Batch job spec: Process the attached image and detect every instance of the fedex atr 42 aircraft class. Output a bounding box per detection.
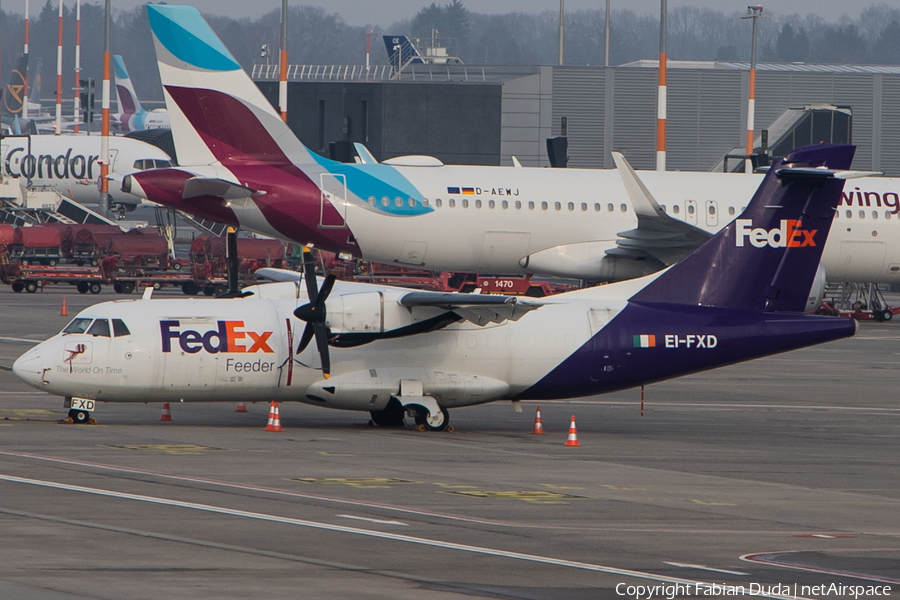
[1,135,173,212]
[14,143,858,429]
[125,5,899,288]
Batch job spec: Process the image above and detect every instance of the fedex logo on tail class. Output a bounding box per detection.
[735,219,817,248]
[161,320,274,354]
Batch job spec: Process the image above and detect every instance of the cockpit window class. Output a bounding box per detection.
[133,159,146,170]
[87,319,111,338]
[63,318,92,334]
[112,319,131,337]
[155,159,172,168]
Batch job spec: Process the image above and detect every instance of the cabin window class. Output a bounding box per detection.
[475,200,482,208]
[708,205,716,215]
[541,201,549,210]
[528,201,535,210]
[395,197,403,207]
[846,210,852,218]
[607,203,614,212]
[594,203,601,212]
[687,204,695,215]
[368,196,375,206]
[421,198,429,207]
[660,205,667,213]
[873,211,878,219]
[381,197,389,207]
[462,199,469,208]
[859,210,865,219]
[728,206,735,216]
[673,205,680,214]
[501,200,508,209]
[88,319,111,338]
[408,198,416,207]
[552,202,559,211]
[449,199,456,208]
[63,318,92,334]
[435,199,442,208]
[621,204,627,212]
[112,319,131,337]
[515,201,521,209]
[886,211,892,220]
[580,202,587,211]
[490,200,497,209]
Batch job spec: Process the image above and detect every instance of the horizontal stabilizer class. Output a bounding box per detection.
[182,177,263,200]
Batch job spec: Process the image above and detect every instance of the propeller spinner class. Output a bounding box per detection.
[293,248,336,379]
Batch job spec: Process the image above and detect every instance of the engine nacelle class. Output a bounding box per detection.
[521,241,663,281]
[324,289,447,334]
[304,368,509,411]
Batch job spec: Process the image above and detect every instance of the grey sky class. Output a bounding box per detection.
[1,1,883,25]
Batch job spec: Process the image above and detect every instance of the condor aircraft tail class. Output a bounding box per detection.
[1,54,29,119]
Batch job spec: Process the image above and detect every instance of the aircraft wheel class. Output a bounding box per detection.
[11,282,24,293]
[414,405,450,432]
[24,281,38,293]
[77,282,90,294]
[369,399,405,427]
[89,283,102,294]
[68,409,91,424]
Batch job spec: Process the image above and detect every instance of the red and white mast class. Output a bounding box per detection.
[73,0,81,133]
[279,0,288,122]
[656,0,667,171]
[55,0,63,135]
[22,0,30,115]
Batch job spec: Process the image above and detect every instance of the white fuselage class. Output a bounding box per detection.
[341,165,900,283]
[1,135,173,207]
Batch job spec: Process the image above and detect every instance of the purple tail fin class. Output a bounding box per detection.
[631,144,855,313]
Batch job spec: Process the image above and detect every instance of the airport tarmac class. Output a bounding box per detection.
[1,286,898,600]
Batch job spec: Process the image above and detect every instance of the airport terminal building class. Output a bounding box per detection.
[254,61,900,175]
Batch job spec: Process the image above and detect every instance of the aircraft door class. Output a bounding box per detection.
[106,149,119,172]
[685,200,698,225]
[705,201,718,228]
[319,173,347,228]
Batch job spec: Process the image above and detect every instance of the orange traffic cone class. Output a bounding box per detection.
[265,401,282,432]
[60,296,68,317]
[159,402,173,422]
[235,403,247,413]
[531,405,545,434]
[564,415,580,447]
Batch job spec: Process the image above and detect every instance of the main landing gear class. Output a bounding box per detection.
[369,398,452,432]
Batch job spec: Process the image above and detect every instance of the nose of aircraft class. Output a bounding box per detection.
[13,346,44,387]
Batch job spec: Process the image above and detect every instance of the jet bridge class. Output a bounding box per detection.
[716,104,852,173]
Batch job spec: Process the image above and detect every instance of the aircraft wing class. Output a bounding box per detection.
[183,177,263,200]
[399,291,544,326]
[255,269,546,326]
[610,152,711,266]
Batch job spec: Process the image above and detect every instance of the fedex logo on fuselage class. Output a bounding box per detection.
[160,320,274,354]
[735,219,817,248]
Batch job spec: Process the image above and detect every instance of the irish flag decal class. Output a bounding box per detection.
[633,335,656,348]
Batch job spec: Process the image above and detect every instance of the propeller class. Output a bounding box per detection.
[293,247,336,379]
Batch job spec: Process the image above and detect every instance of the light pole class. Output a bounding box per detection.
[558,0,564,65]
[742,5,763,174]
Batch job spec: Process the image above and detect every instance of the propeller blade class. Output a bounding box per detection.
[314,323,331,378]
[316,274,336,311]
[302,248,318,304]
[296,323,314,354]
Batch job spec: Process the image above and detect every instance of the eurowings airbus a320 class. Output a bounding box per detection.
[124,4,898,285]
[14,144,858,429]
